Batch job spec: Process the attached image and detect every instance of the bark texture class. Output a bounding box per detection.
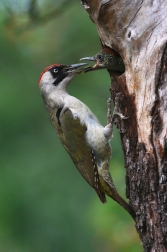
[81,1,167,251]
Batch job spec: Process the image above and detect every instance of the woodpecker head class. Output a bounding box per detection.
[38,62,88,109]
[80,48,125,75]
[38,63,87,90]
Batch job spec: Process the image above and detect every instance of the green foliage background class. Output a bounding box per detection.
[0,1,141,251]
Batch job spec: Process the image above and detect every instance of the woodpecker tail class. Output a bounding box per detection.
[99,176,136,220]
[108,189,136,220]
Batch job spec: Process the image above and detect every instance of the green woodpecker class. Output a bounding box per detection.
[80,48,125,75]
[38,63,135,219]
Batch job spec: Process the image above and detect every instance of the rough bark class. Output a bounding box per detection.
[81,1,167,251]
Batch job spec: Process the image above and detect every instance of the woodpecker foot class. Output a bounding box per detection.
[107,97,112,124]
[111,93,128,124]
[106,94,128,138]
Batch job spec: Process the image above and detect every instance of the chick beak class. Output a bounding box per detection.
[80,56,95,62]
[80,56,102,72]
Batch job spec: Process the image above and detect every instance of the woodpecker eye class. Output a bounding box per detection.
[53,68,58,73]
[97,54,103,62]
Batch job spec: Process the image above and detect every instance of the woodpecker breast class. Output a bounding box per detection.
[47,102,111,203]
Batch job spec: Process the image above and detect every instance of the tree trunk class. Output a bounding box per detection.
[81,1,167,251]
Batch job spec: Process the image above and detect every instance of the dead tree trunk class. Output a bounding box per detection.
[81,1,167,251]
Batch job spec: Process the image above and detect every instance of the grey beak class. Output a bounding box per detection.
[68,63,88,69]
[65,63,88,74]
[80,57,95,62]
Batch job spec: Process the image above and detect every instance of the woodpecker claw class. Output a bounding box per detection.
[113,112,129,120]
[111,93,129,122]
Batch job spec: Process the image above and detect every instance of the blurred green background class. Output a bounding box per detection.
[0,1,141,251]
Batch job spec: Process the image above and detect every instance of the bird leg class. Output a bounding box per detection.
[112,93,128,122]
[107,97,112,124]
[104,94,128,139]
[107,93,128,128]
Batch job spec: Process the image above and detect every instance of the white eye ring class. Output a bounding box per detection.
[53,68,58,73]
